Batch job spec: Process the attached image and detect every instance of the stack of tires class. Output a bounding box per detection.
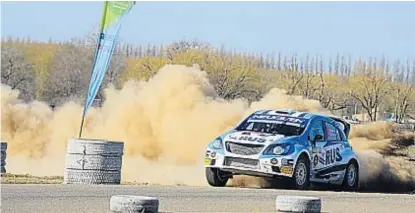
[64,139,124,184]
[1,142,7,174]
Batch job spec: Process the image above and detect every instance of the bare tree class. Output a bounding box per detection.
[318,74,349,111]
[165,39,210,60]
[390,61,415,123]
[202,52,260,101]
[334,53,340,75]
[269,52,275,69]
[350,65,389,121]
[277,52,282,71]
[43,43,94,106]
[347,54,352,77]
[391,82,414,123]
[1,46,36,101]
[328,57,333,74]
[298,55,318,99]
[283,54,304,95]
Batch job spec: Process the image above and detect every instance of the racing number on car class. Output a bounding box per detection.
[313,154,319,167]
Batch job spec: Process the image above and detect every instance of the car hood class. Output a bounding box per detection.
[223,130,288,146]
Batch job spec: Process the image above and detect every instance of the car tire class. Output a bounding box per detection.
[292,156,310,190]
[342,161,359,191]
[205,168,229,187]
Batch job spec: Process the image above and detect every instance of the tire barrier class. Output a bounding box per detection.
[107,194,321,213]
[64,138,124,184]
[110,195,159,213]
[1,141,7,174]
[275,195,321,213]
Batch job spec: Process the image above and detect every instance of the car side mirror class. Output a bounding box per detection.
[314,134,323,141]
[311,134,323,146]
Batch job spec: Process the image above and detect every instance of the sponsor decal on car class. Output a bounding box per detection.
[324,147,343,165]
[235,136,267,143]
[248,114,307,124]
[313,146,343,167]
[281,166,293,174]
[204,157,211,165]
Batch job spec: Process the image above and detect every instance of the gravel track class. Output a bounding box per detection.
[1,184,414,213]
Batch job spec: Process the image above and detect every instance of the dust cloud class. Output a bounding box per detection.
[348,122,415,192]
[1,64,414,192]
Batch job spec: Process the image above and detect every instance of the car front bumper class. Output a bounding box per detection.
[204,149,296,178]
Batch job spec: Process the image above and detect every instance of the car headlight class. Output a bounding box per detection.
[272,146,285,155]
[212,138,223,149]
[263,144,293,155]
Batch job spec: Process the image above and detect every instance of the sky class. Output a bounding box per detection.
[1,1,415,62]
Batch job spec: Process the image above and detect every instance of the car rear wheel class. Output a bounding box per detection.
[342,161,359,191]
[292,156,310,190]
[205,168,229,187]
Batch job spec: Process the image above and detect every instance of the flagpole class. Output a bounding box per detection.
[78,1,109,139]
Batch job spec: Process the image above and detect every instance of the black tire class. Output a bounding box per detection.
[342,160,359,191]
[205,168,229,187]
[292,156,310,190]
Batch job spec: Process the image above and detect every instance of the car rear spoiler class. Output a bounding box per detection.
[329,116,351,138]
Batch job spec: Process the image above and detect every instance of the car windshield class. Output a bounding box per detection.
[235,121,305,136]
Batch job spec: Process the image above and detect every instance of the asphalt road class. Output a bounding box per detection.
[1,184,414,213]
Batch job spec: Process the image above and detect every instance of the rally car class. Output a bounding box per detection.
[204,109,360,191]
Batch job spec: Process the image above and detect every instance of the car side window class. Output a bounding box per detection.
[309,120,325,142]
[325,122,341,142]
[335,122,346,141]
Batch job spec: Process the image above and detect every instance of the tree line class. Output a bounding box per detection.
[1,35,415,123]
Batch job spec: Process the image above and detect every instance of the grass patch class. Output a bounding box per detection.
[0,174,186,186]
[1,173,63,184]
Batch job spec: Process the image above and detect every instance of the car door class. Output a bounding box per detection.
[315,121,344,180]
[308,120,327,175]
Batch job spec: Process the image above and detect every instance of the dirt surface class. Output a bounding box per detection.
[1,184,414,213]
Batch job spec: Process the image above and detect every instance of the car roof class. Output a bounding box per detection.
[250,109,351,137]
[252,109,324,120]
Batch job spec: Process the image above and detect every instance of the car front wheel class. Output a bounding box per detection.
[205,168,229,187]
[292,156,310,190]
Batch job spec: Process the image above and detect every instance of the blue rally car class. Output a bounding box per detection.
[204,109,360,191]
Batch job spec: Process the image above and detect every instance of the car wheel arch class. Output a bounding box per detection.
[293,150,311,168]
[348,158,359,166]
[291,151,312,190]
